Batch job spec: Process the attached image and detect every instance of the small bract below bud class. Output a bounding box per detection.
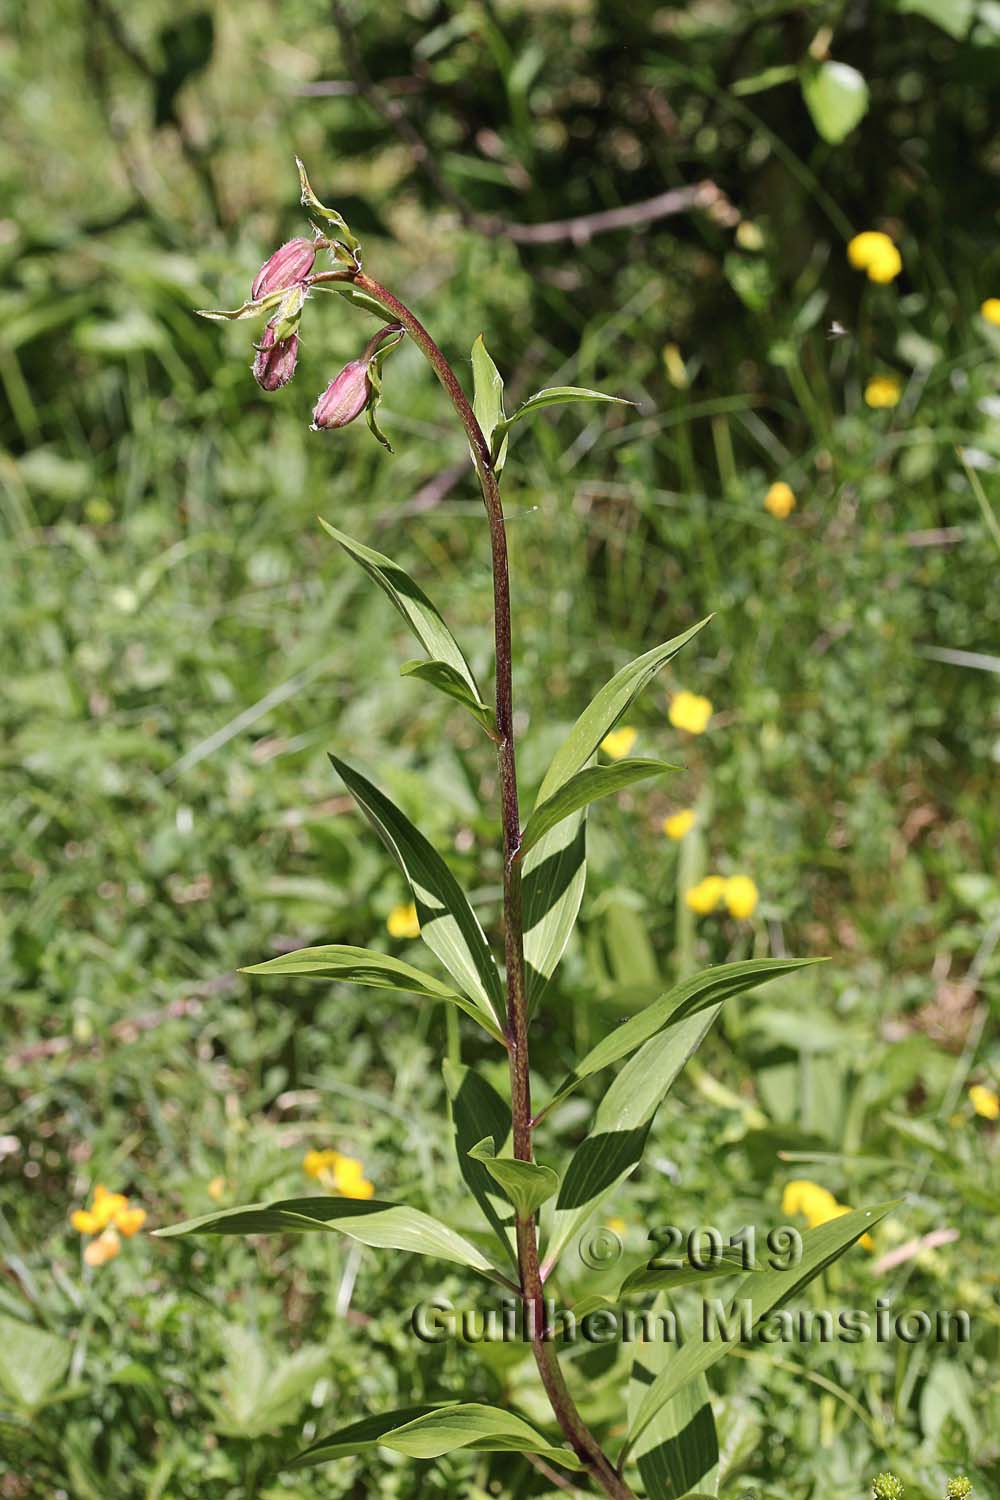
[252,321,299,392]
[251,237,317,301]
[311,360,372,431]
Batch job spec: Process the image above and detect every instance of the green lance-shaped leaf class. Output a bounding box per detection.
[519,758,677,859]
[471,334,509,473]
[541,1008,721,1276]
[242,945,506,1045]
[290,1402,586,1471]
[319,521,494,735]
[399,660,498,739]
[308,279,400,322]
[537,618,711,804]
[360,324,406,453]
[492,385,633,460]
[622,1201,899,1461]
[196,288,287,322]
[443,1061,517,1267]
[524,609,709,1009]
[468,1138,559,1220]
[154,1196,502,1277]
[295,156,360,253]
[523,809,587,1011]
[271,283,306,343]
[801,61,870,145]
[331,756,505,1026]
[619,1247,756,1297]
[626,1299,719,1500]
[536,957,824,1122]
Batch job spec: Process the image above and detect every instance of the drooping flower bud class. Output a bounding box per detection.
[251,237,317,301]
[252,320,299,391]
[311,360,372,430]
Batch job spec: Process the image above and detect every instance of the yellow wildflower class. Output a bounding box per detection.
[600,725,638,760]
[115,1206,147,1237]
[71,1208,103,1234]
[606,1217,627,1235]
[847,231,902,284]
[781,1179,873,1251]
[724,875,759,919]
[387,902,420,940]
[334,1156,376,1200]
[969,1084,1000,1120]
[864,374,902,409]
[662,808,696,841]
[782,1179,838,1220]
[84,1229,121,1267]
[764,481,796,519]
[304,1148,375,1199]
[669,691,712,735]
[207,1175,226,1201]
[979,298,1000,326]
[304,1148,342,1179]
[71,1184,146,1258]
[684,875,727,915]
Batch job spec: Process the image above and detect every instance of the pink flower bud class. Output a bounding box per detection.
[252,321,299,391]
[311,360,372,430]
[251,237,316,301]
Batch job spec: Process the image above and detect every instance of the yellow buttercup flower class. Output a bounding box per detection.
[669,691,712,735]
[724,874,759,919]
[979,298,1000,326]
[606,1216,627,1235]
[71,1183,146,1258]
[600,726,638,760]
[662,808,696,841]
[684,875,727,915]
[969,1084,1000,1120]
[387,901,420,940]
[304,1148,375,1199]
[764,481,796,519]
[782,1179,873,1251]
[847,231,902,284]
[864,374,902,409]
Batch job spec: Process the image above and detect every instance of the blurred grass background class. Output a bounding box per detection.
[2,0,1000,1496]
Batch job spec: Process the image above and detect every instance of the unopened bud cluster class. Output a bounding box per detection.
[249,239,317,392]
[206,163,406,447]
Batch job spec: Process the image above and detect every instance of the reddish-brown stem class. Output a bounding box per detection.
[352,272,634,1500]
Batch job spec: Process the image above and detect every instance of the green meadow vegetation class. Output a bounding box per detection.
[2,1,999,1497]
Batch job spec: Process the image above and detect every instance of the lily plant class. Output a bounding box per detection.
[157,161,893,1499]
